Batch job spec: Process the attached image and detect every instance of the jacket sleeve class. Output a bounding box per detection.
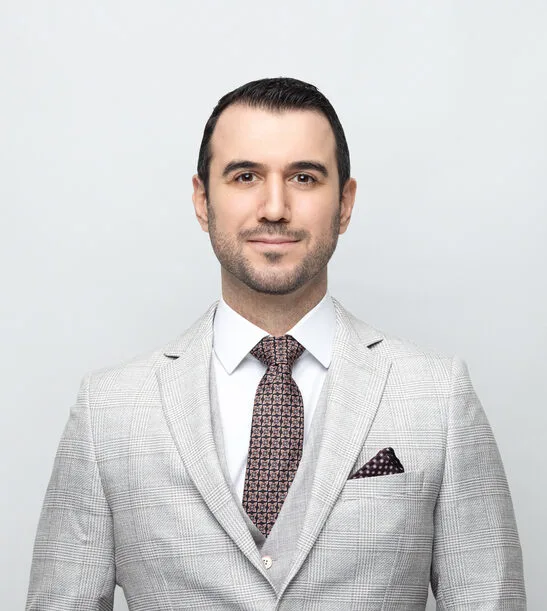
[430,357,526,609]
[26,374,116,610]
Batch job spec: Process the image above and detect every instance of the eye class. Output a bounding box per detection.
[291,173,316,185]
[235,172,256,183]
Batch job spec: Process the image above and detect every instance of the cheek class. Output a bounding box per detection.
[210,195,254,232]
[292,187,338,220]
[300,205,338,235]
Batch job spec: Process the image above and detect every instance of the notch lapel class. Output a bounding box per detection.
[156,303,269,580]
[279,300,392,597]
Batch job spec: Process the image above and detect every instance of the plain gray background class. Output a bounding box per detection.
[2,1,545,609]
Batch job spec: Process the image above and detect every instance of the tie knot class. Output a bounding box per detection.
[250,334,305,368]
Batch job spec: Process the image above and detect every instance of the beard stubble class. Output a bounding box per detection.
[206,201,341,295]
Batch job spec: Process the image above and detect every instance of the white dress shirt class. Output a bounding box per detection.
[212,293,336,502]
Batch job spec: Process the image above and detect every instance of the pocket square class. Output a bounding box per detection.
[348,447,405,479]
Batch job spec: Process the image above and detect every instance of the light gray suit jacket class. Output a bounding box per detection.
[26,300,526,610]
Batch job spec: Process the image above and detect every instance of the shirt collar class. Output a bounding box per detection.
[213,293,336,374]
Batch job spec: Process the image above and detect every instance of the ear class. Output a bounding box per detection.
[339,177,357,235]
[192,174,209,232]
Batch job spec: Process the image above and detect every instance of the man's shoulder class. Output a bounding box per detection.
[85,343,170,391]
[84,303,217,395]
[340,304,454,370]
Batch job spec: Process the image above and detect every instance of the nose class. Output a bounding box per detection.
[257,175,290,223]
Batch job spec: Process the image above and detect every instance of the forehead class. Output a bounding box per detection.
[209,104,337,169]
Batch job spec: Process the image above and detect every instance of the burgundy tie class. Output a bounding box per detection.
[242,334,305,537]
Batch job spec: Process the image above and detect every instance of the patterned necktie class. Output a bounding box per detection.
[242,334,305,537]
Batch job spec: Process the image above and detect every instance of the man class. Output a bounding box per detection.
[26,77,526,610]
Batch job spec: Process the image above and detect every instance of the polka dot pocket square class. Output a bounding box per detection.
[348,447,405,479]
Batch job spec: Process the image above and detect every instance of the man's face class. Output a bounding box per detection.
[193,104,355,295]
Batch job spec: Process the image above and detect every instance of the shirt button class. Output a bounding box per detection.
[262,555,273,569]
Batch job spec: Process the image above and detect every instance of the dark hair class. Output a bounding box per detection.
[196,77,350,198]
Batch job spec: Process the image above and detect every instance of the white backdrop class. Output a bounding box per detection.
[2,2,545,609]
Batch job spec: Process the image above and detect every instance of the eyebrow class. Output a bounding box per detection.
[221,160,329,178]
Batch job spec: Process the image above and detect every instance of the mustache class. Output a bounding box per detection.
[240,224,308,241]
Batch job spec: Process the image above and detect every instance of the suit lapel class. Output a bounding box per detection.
[156,303,269,580]
[279,299,392,597]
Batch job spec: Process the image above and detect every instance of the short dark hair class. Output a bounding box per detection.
[197,77,350,198]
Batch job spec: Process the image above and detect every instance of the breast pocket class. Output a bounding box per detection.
[324,470,427,538]
[338,469,425,501]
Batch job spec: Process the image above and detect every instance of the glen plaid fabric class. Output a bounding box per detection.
[348,446,405,479]
[242,335,305,537]
[25,300,526,610]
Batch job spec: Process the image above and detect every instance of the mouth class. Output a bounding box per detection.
[248,238,300,249]
[249,238,298,244]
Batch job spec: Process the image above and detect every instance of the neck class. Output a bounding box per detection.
[221,271,328,336]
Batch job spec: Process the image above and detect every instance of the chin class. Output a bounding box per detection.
[248,284,301,296]
[242,270,309,296]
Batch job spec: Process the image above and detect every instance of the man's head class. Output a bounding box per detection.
[197,78,351,201]
[192,77,356,297]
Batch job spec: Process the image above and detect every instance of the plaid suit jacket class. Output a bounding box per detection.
[26,300,526,610]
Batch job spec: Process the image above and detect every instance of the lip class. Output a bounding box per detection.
[248,239,299,250]
[248,238,299,245]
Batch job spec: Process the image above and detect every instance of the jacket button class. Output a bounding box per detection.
[262,555,273,569]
